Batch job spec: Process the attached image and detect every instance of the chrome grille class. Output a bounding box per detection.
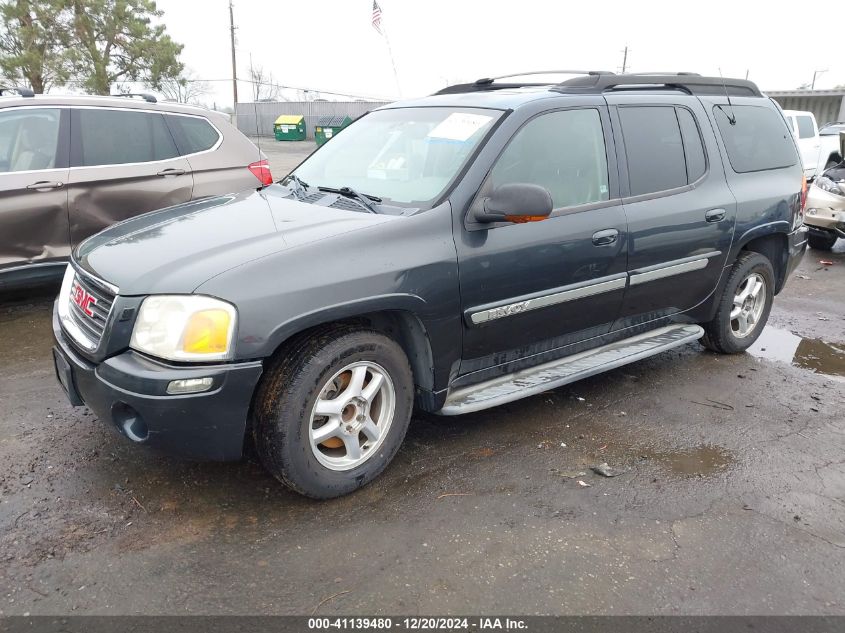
[66,271,116,348]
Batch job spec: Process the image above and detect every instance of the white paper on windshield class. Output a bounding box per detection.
[428,113,493,142]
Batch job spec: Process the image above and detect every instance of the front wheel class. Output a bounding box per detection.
[701,252,774,354]
[252,326,414,499]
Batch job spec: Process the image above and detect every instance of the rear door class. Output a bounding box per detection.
[67,107,193,246]
[606,96,737,329]
[0,106,70,273]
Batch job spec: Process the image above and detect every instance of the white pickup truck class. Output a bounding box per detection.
[782,111,844,179]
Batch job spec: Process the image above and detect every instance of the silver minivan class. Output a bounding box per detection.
[0,89,271,289]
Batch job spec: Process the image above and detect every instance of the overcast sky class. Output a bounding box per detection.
[155,0,843,107]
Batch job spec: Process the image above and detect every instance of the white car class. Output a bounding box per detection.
[782,110,843,179]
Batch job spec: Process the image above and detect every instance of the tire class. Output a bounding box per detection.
[808,231,838,251]
[825,159,840,171]
[252,325,414,499]
[700,252,774,354]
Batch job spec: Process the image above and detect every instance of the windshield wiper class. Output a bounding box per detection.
[318,186,381,214]
[284,174,310,199]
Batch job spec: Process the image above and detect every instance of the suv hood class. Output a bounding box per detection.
[76,186,396,295]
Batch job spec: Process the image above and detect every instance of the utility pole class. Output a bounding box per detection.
[229,0,238,108]
[621,46,628,73]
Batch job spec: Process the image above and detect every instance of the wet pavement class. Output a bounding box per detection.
[1,241,844,615]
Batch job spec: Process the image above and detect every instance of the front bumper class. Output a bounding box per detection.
[804,186,845,235]
[52,305,263,461]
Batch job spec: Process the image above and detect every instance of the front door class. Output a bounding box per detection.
[455,105,628,377]
[0,106,70,273]
[67,107,193,246]
[606,96,737,329]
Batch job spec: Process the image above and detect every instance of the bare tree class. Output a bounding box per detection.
[156,68,210,103]
[248,62,280,102]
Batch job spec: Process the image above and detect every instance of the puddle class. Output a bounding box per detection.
[747,327,845,382]
[640,445,733,477]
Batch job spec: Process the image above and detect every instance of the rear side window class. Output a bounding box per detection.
[619,106,687,196]
[713,105,797,173]
[489,108,610,209]
[72,109,178,167]
[166,115,221,155]
[796,115,816,139]
[676,108,706,183]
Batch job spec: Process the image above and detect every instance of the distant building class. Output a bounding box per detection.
[766,90,845,126]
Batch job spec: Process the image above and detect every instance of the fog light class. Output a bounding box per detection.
[166,377,214,395]
[807,208,818,216]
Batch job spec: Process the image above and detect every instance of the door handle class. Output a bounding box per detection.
[26,181,64,191]
[592,228,619,246]
[157,168,186,177]
[705,208,726,223]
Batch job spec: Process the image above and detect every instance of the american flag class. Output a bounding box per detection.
[371,0,383,34]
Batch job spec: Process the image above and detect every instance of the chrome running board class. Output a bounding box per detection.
[439,324,704,415]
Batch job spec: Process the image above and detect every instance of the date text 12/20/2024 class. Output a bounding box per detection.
[307,617,528,630]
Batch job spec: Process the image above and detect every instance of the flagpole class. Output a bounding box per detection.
[382,26,402,98]
[374,3,401,98]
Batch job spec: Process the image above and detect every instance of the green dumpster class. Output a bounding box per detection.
[274,114,306,141]
[315,115,352,146]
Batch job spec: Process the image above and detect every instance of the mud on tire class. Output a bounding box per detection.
[252,325,414,499]
[700,251,774,354]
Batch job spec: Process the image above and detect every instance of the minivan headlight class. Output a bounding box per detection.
[130,295,237,362]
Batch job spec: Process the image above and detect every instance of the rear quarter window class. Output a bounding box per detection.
[166,115,221,155]
[713,105,797,173]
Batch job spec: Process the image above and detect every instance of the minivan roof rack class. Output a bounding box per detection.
[112,92,157,103]
[0,86,35,97]
[433,71,761,98]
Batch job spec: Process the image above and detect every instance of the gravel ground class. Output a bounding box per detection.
[1,177,844,615]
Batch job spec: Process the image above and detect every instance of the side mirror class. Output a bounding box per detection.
[474,183,553,224]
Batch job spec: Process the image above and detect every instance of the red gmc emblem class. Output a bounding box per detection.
[70,281,97,318]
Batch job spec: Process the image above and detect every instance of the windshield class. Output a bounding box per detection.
[291,107,502,206]
[820,123,845,136]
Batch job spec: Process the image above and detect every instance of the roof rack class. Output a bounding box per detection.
[433,71,761,98]
[111,92,157,103]
[434,70,612,95]
[0,86,35,97]
[554,73,761,97]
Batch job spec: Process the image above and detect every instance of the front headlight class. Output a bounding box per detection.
[815,176,844,197]
[130,295,237,362]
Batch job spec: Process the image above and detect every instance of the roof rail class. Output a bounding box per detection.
[0,86,35,97]
[434,70,613,95]
[553,73,761,97]
[112,92,158,103]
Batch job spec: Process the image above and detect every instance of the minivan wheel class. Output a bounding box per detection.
[700,252,774,354]
[252,326,414,499]
[808,231,838,251]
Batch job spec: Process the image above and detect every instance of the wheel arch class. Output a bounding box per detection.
[261,295,437,396]
[732,223,790,294]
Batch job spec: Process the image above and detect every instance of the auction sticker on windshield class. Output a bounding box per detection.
[428,112,493,142]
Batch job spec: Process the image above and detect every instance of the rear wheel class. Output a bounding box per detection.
[808,231,838,251]
[701,252,774,354]
[252,326,414,499]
